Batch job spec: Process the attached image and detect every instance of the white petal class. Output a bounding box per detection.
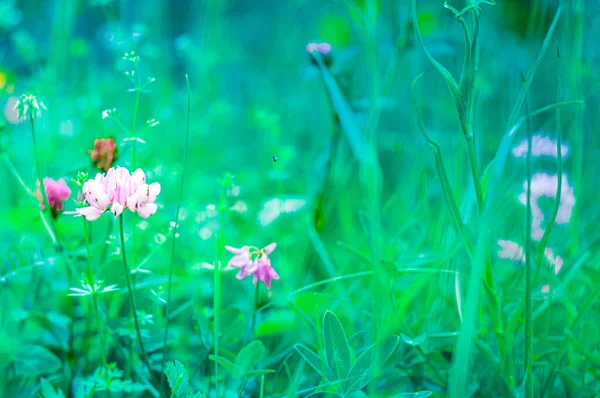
[112,202,124,217]
[77,206,104,221]
[137,203,157,218]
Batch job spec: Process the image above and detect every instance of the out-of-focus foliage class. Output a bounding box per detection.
[1,0,599,397]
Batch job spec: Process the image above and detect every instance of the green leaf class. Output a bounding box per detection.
[235,340,266,376]
[196,309,213,350]
[14,345,61,377]
[312,54,372,166]
[219,308,246,347]
[186,393,206,398]
[164,361,193,396]
[394,392,433,398]
[294,344,336,382]
[255,310,300,337]
[244,369,276,377]
[400,333,426,347]
[411,0,469,137]
[40,378,66,398]
[322,311,352,382]
[209,355,242,376]
[578,321,599,352]
[345,335,399,392]
[345,391,368,398]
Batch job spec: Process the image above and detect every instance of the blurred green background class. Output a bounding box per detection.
[1,0,599,397]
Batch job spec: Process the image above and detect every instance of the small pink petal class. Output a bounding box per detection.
[316,43,331,54]
[264,242,277,255]
[225,245,243,254]
[137,203,157,218]
[77,206,104,221]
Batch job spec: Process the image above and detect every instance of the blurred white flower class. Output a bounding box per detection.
[258,197,306,226]
[497,240,563,275]
[512,134,569,158]
[518,173,575,241]
[232,200,247,214]
[199,227,213,240]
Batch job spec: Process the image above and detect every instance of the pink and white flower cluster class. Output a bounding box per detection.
[77,166,161,221]
[512,134,569,158]
[225,243,279,288]
[518,173,575,241]
[497,239,563,275]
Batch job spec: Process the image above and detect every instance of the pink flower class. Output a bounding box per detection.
[225,242,279,289]
[252,254,279,289]
[544,248,563,275]
[225,246,257,280]
[306,42,331,55]
[497,240,563,275]
[76,166,160,221]
[518,173,575,241]
[89,138,117,171]
[512,135,569,158]
[497,240,525,263]
[35,178,72,217]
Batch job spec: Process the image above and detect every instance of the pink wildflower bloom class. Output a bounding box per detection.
[497,240,525,263]
[225,242,279,289]
[541,284,550,293]
[76,166,160,221]
[35,178,71,217]
[306,42,331,55]
[512,135,569,158]
[497,240,563,275]
[252,254,280,289]
[89,138,117,171]
[225,246,257,280]
[544,248,563,275]
[518,173,575,241]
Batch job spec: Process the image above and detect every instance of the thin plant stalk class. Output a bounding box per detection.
[213,183,227,394]
[567,0,584,255]
[251,283,260,333]
[83,219,108,372]
[411,73,474,258]
[160,75,191,393]
[3,155,58,247]
[260,374,265,398]
[29,115,64,253]
[535,47,564,283]
[28,110,77,381]
[119,214,153,379]
[411,0,485,211]
[539,46,566,396]
[524,97,533,398]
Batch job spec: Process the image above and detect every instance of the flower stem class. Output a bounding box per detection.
[161,75,191,394]
[3,155,60,247]
[213,183,227,394]
[83,219,108,371]
[524,97,533,398]
[29,116,64,253]
[251,282,260,333]
[259,374,265,398]
[119,214,153,379]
